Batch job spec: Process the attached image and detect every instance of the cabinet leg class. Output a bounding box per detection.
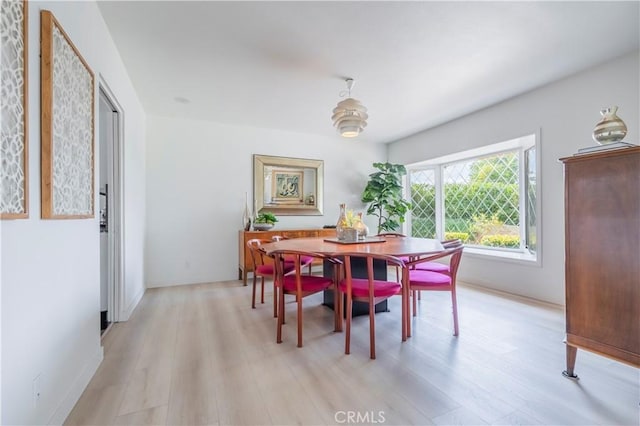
[562,345,579,380]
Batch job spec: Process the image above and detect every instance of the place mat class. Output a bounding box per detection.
[323,237,387,245]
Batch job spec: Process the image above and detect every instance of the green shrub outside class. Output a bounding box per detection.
[444,218,472,234]
[411,182,519,226]
[410,217,436,238]
[444,232,470,243]
[444,183,519,225]
[411,180,521,248]
[480,234,520,248]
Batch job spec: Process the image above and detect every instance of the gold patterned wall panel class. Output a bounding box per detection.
[1,0,29,218]
[41,10,94,219]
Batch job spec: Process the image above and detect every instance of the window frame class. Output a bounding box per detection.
[406,132,541,266]
[524,144,537,255]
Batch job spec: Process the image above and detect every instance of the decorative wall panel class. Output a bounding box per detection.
[41,10,94,218]
[1,0,29,218]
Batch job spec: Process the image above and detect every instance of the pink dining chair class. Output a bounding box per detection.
[247,239,295,316]
[376,232,409,282]
[412,239,462,274]
[271,235,314,275]
[270,249,341,348]
[339,252,407,359]
[405,241,464,337]
[411,238,462,302]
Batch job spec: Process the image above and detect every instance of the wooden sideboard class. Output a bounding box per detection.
[560,147,640,377]
[238,228,336,285]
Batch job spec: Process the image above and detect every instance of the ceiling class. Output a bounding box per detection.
[97,1,640,144]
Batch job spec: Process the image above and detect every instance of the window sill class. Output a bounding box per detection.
[463,246,540,267]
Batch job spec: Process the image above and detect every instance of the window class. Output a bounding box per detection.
[524,146,537,254]
[407,134,539,262]
[408,169,437,238]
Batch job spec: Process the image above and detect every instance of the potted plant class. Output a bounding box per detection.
[361,162,411,234]
[253,211,278,231]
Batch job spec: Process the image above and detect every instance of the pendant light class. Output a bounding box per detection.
[331,78,368,138]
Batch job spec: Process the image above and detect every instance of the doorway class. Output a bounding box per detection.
[98,83,123,334]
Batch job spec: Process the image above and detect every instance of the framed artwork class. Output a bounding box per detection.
[41,10,95,219]
[271,169,304,204]
[1,0,29,218]
[253,154,323,215]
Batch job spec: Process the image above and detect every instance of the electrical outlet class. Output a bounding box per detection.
[33,374,42,407]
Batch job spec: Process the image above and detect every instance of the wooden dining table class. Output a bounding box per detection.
[261,235,444,258]
[262,235,445,318]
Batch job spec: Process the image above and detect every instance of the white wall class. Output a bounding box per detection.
[1,1,146,424]
[388,51,640,305]
[145,116,386,287]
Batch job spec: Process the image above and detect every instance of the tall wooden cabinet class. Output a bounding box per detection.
[560,147,640,377]
[238,228,336,285]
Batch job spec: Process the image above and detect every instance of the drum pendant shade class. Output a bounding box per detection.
[332,79,368,138]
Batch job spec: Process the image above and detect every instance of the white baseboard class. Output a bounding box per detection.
[120,286,145,321]
[48,346,104,425]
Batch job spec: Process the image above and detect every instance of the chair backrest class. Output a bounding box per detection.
[441,238,462,249]
[341,252,406,284]
[407,239,464,276]
[269,249,337,276]
[247,238,272,268]
[446,245,464,284]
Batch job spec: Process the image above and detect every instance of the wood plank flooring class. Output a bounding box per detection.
[65,277,640,425]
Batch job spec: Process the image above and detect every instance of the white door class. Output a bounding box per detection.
[98,85,123,328]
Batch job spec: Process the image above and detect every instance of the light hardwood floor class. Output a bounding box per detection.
[65,277,640,425]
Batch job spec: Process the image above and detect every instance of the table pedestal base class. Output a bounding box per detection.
[322,257,389,317]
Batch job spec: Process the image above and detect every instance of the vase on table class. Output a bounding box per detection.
[354,212,369,240]
[242,192,252,231]
[592,106,627,145]
[336,203,348,240]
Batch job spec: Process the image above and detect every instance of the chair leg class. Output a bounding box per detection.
[406,288,412,338]
[412,290,417,317]
[260,276,265,304]
[334,264,343,332]
[282,295,286,324]
[418,290,421,300]
[451,289,459,336]
[334,286,342,332]
[345,293,352,355]
[251,274,258,309]
[277,284,285,344]
[401,286,407,341]
[297,290,304,348]
[273,280,278,318]
[369,301,376,359]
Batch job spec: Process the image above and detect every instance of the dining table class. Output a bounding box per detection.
[262,235,445,317]
[262,235,444,259]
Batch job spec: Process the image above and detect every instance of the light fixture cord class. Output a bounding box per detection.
[339,78,355,98]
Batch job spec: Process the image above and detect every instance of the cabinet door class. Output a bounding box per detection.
[565,151,640,361]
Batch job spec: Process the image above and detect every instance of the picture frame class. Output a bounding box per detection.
[271,169,304,204]
[1,0,29,218]
[40,10,95,219]
[253,154,324,216]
